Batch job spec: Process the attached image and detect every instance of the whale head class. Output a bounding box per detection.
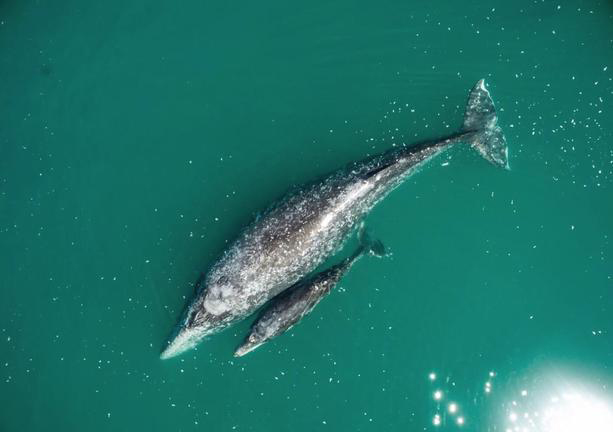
[233,333,265,357]
[159,324,206,360]
[160,303,210,360]
[160,277,236,360]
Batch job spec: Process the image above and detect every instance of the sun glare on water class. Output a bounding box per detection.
[531,392,612,432]
[426,368,613,431]
[502,376,613,432]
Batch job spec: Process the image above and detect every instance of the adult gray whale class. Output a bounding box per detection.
[160,79,508,359]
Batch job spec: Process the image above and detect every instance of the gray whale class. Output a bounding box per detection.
[161,79,508,359]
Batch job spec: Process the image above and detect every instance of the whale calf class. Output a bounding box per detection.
[234,227,385,357]
[161,79,508,359]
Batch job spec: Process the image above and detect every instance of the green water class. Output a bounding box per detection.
[1,1,612,431]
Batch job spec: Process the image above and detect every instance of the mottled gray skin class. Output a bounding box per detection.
[234,236,383,357]
[161,79,508,359]
[162,135,459,358]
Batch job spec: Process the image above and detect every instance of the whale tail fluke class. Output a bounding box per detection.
[463,79,509,170]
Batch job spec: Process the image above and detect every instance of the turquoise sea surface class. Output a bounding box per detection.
[1,1,612,431]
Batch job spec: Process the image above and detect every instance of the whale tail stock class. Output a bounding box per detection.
[462,79,509,170]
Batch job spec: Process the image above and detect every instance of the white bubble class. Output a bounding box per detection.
[449,403,458,414]
[434,390,443,401]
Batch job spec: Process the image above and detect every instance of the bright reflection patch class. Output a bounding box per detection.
[424,366,612,430]
[541,392,612,432]
[501,375,613,432]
